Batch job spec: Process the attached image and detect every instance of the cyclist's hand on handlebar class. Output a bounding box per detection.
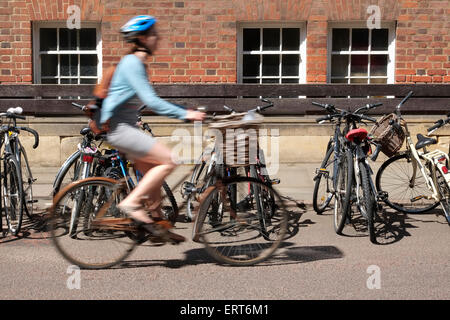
[185,109,206,122]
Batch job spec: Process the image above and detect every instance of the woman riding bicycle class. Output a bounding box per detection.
[100,15,205,242]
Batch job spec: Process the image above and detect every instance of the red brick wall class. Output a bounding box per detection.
[0,0,449,84]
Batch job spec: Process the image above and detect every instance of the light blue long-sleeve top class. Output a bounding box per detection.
[100,54,187,127]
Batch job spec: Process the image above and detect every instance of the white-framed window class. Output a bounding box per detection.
[33,22,102,84]
[327,22,395,84]
[238,23,307,84]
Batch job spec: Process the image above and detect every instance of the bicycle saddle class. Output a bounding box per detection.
[80,127,91,136]
[415,134,437,150]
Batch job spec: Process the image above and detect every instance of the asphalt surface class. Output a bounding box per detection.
[1,199,449,300]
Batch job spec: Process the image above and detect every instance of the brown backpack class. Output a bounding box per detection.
[85,65,117,135]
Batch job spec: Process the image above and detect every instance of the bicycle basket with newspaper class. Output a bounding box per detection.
[208,111,264,167]
[369,113,405,157]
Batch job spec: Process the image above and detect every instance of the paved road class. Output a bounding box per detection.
[1,199,449,300]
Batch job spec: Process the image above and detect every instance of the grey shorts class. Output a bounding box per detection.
[106,123,156,159]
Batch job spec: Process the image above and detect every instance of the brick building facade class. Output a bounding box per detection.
[0,0,449,84]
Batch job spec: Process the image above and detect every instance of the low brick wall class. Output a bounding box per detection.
[17,115,450,168]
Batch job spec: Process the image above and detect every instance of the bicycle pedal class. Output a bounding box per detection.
[377,191,388,201]
[270,179,280,185]
[410,195,424,203]
[27,200,38,204]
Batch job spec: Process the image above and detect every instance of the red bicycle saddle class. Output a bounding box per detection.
[345,128,368,142]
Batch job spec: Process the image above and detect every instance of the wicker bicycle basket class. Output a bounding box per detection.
[208,112,264,167]
[369,113,406,157]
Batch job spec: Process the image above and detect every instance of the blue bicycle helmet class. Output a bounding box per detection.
[120,15,157,43]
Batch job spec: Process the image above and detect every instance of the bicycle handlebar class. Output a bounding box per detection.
[18,127,39,149]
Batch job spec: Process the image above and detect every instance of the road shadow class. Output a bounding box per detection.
[0,211,52,244]
[115,242,344,270]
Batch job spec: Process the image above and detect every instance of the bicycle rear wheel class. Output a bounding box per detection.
[376,153,439,214]
[193,176,288,266]
[3,155,24,236]
[49,178,137,269]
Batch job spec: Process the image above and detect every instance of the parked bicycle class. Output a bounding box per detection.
[375,91,450,224]
[313,102,384,243]
[0,107,39,236]
[48,109,289,268]
[182,98,279,223]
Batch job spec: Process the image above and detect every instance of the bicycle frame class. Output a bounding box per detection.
[402,122,450,203]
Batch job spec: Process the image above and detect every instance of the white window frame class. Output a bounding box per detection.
[327,22,396,84]
[237,22,307,84]
[32,21,102,84]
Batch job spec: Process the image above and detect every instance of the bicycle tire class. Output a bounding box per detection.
[313,144,335,214]
[435,170,450,225]
[193,176,288,266]
[161,181,178,225]
[333,147,353,235]
[49,177,137,269]
[52,150,82,196]
[3,155,24,236]
[376,153,439,214]
[358,161,377,244]
[18,142,35,218]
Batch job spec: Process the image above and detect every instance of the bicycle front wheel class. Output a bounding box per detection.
[18,143,35,218]
[436,170,450,225]
[193,176,288,266]
[3,155,24,236]
[358,162,377,244]
[333,148,353,235]
[313,143,335,214]
[376,153,439,214]
[49,178,137,269]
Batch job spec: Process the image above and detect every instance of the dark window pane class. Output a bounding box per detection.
[282,55,299,76]
[350,78,368,84]
[262,78,279,83]
[370,78,387,84]
[370,55,388,76]
[263,28,280,51]
[282,28,300,50]
[350,55,368,76]
[332,29,349,51]
[371,29,389,51]
[331,55,349,77]
[352,29,369,51]
[41,55,58,76]
[80,55,97,76]
[40,28,57,51]
[243,29,260,51]
[60,28,77,50]
[60,54,78,76]
[243,78,259,83]
[281,78,299,83]
[331,78,349,83]
[41,78,58,84]
[262,55,279,76]
[80,78,98,84]
[80,28,97,50]
[60,78,78,84]
[243,55,260,77]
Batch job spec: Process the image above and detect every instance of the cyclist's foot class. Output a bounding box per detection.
[137,220,186,244]
[117,203,152,223]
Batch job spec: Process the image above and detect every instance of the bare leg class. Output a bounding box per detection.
[119,142,177,223]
